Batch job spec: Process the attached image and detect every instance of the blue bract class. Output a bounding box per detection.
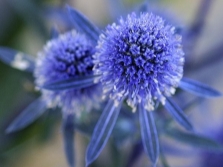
[35,30,100,115]
[94,13,184,111]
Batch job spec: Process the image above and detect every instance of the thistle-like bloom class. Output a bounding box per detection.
[86,12,221,166]
[34,30,101,167]
[35,30,100,116]
[1,6,221,167]
[3,28,101,167]
[94,12,184,111]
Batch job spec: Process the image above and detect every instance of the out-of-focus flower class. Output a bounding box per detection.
[35,30,100,117]
[0,6,102,167]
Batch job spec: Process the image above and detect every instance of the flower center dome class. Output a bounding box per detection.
[94,13,184,111]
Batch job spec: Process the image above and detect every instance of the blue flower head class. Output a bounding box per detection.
[35,30,100,116]
[2,6,106,167]
[87,11,220,166]
[94,12,184,111]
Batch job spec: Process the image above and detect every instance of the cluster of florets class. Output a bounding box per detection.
[94,13,184,111]
[35,30,100,115]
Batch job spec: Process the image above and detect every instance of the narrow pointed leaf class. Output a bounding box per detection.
[62,114,75,167]
[86,100,122,166]
[165,128,223,151]
[6,98,46,133]
[0,47,35,72]
[165,98,193,131]
[138,104,159,165]
[66,5,100,44]
[42,75,99,91]
[179,78,221,97]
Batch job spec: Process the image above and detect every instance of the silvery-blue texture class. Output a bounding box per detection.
[85,11,221,167]
[87,12,184,166]
[94,12,184,111]
[35,30,100,116]
[1,2,223,167]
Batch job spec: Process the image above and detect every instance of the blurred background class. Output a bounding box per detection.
[0,0,223,167]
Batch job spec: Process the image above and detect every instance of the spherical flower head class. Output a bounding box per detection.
[94,13,184,111]
[35,30,100,116]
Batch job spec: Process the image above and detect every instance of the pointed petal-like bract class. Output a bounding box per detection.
[62,114,75,167]
[179,78,222,97]
[42,75,99,91]
[0,47,35,72]
[6,98,46,133]
[66,5,100,44]
[86,100,122,166]
[165,98,193,131]
[138,103,159,165]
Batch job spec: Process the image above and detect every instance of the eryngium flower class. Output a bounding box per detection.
[35,30,100,115]
[86,12,186,166]
[94,13,184,111]
[87,11,221,167]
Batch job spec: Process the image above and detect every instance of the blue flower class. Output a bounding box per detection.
[35,30,101,116]
[94,12,184,111]
[2,27,102,167]
[86,12,221,166]
[1,4,221,167]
